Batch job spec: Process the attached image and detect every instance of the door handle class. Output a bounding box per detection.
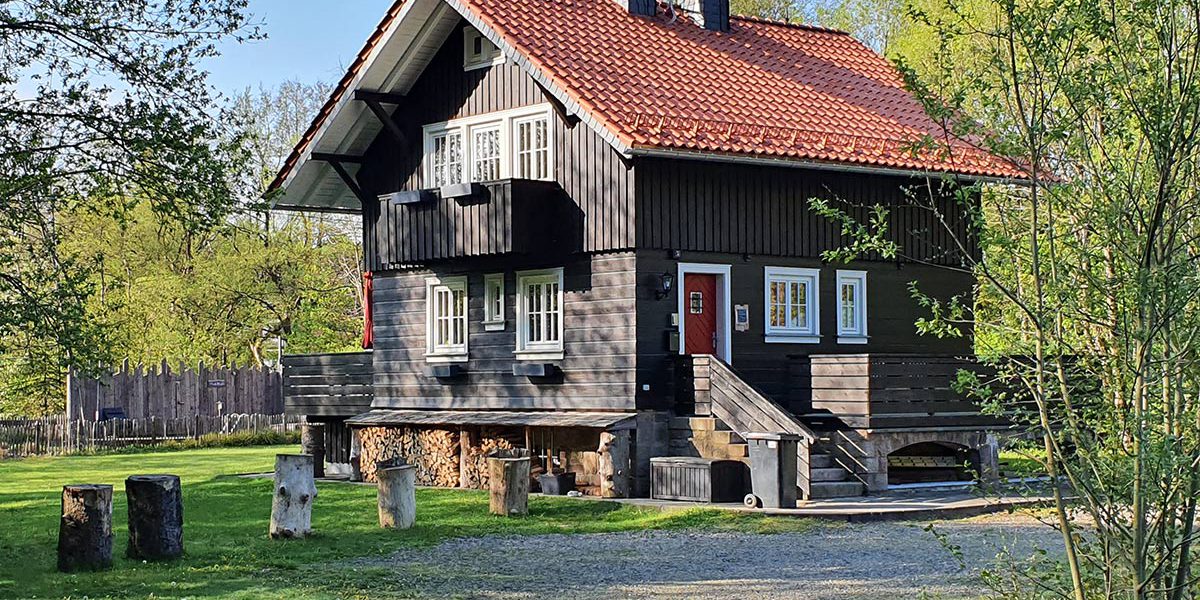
[712,331,718,353]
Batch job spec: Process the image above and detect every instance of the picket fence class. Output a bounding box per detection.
[0,413,302,459]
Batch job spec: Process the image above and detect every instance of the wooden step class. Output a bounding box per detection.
[808,481,866,499]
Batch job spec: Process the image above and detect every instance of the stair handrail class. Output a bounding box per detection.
[703,355,817,442]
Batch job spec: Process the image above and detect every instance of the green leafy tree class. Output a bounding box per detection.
[0,1,259,415]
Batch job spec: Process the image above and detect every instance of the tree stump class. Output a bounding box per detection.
[376,464,416,529]
[598,430,632,498]
[301,423,326,479]
[487,450,530,517]
[270,454,317,539]
[349,427,363,482]
[57,484,113,572]
[126,475,184,560]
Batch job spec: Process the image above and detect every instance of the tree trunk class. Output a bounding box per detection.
[598,430,632,498]
[270,454,317,539]
[301,423,326,479]
[377,465,416,529]
[125,475,184,560]
[488,451,530,516]
[349,427,363,482]
[57,484,113,572]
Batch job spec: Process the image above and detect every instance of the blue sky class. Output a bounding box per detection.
[206,0,395,94]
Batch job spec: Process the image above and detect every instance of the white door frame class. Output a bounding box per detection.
[676,262,733,362]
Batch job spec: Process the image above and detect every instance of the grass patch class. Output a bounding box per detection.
[71,428,302,457]
[0,445,818,599]
[999,448,1048,478]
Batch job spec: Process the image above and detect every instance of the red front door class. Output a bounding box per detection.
[684,274,718,355]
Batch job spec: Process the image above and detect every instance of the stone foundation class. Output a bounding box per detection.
[820,429,1000,492]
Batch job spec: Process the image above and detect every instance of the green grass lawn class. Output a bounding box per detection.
[0,445,815,599]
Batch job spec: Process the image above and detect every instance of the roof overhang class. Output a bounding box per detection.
[346,409,637,430]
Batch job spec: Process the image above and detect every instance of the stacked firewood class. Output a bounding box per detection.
[460,427,516,489]
[358,426,460,487]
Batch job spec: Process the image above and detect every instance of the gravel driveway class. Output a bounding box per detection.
[347,513,1062,599]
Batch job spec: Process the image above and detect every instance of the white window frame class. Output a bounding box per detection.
[470,122,503,182]
[676,263,733,362]
[483,273,505,332]
[837,270,868,344]
[427,128,463,187]
[463,26,506,71]
[422,105,554,187]
[512,114,551,180]
[764,267,821,344]
[515,268,565,360]
[425,276,469,362]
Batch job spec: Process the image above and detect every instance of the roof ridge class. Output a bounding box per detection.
[729,13,848,35]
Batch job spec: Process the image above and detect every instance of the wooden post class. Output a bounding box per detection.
[376,465,417,529]
[301,423,326,478]
[599,429,632,498]
[349,427,363,482]
[270,454,317,539]
[57,484,113,572]
[487,450,530,517]
[125,475,184,560]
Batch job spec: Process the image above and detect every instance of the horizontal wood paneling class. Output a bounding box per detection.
[283,352,374,417]
[635,158,980,266]
[371,253,639,412]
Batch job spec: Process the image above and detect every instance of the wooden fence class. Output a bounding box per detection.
[67,361,283,421]
[0,414,302,459]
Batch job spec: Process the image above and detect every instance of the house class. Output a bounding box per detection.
[271,0,1019,499]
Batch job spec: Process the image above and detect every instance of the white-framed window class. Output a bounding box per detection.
[429,130,463,187]
[516,268,564,359]
[422,106,554,187]
[463,26,505,71]
[837,270,868,343]
[513,115,550,180]
[425,276,468,361]
[483,273,505,331]
[471,124,503,182]
[764,267,820,343]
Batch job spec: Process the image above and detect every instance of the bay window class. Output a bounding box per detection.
[423,106,553,187]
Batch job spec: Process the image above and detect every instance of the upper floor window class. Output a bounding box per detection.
[463,26,505,71]
[516,268,564,358]
[837,270,867,343]
[430,130,463,187]
[483,273,505,331]
[514,115,550,179]
[426,276,468,361]
[764,267,820,343]
[423,106,554,187]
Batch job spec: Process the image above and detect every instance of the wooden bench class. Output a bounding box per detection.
[888,455,961,469]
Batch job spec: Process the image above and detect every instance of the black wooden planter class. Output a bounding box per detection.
[538,472,576,495]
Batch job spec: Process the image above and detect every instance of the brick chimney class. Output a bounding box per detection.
[679,0,730,31]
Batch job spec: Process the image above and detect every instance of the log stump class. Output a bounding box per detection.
[377,464,416,529]
[270,454,318,539]
[301,423,326,479]
[487,450,530,517]
[126,475,184,560]
[57,484,113,572]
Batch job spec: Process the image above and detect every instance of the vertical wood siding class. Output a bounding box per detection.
[370,252,639,411]
[635,158,980,265]
[355,20,635,271]
[635,250,975,412]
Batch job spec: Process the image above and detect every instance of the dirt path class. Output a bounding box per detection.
[346,513,1061,599]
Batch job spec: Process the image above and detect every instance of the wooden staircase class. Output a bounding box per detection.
[678,355,866,500]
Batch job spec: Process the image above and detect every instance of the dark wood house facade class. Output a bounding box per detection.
[273,0,1021,499]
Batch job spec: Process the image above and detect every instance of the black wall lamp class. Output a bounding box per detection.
[656,272,675,300]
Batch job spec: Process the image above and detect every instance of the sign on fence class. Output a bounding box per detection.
[67,360,283,421]
[0,414,303,459]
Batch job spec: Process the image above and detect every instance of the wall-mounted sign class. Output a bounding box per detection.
[734,304,750,331]
[207,380,227,388]
[689,291,704,314]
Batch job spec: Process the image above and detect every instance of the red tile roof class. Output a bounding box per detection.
[468,0,1023,178]
[271,0,1025,194]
